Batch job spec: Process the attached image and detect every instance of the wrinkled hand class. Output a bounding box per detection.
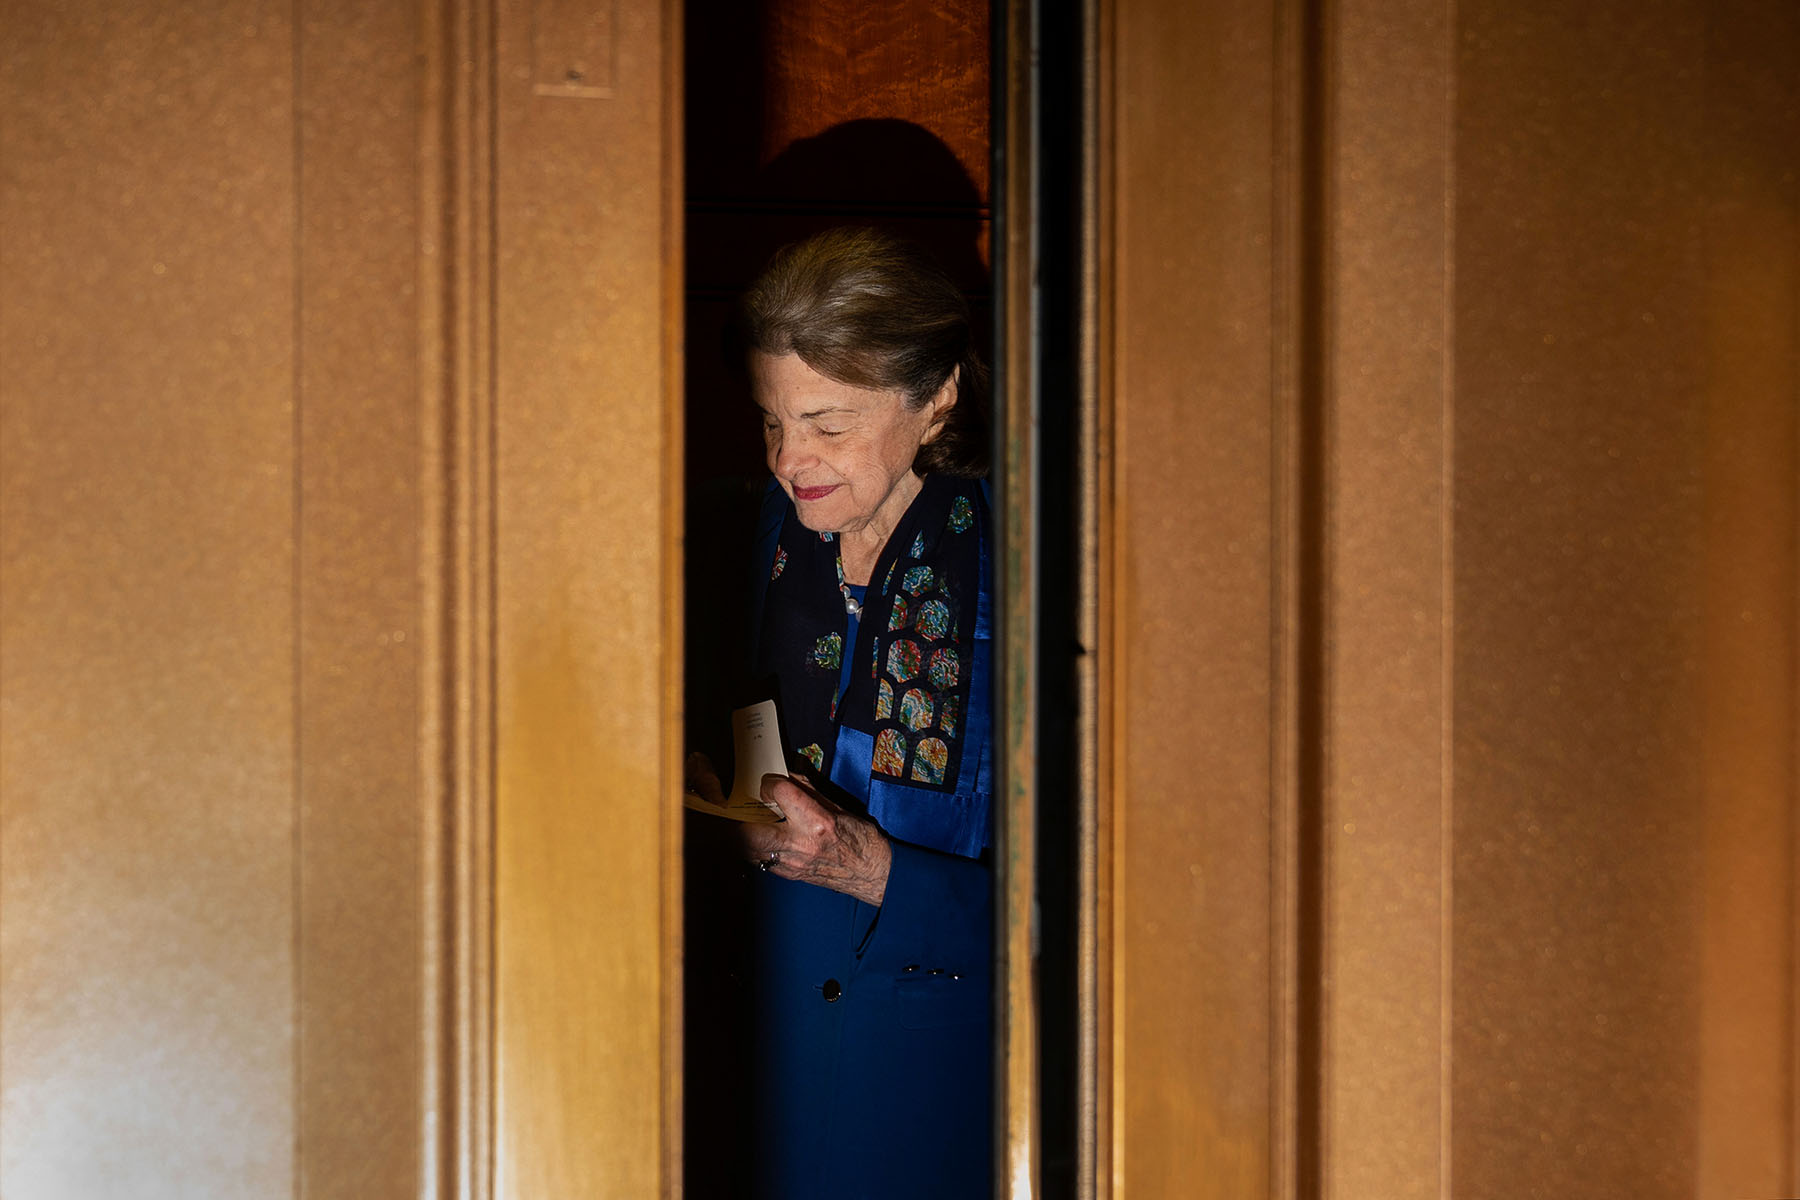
[741,773,892,906]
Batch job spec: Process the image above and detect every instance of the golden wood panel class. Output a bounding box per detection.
[0,3,299,1194]
[1098,1,1798,1197]
[1694,9,1799,1192]
[1106,1,1280,1194]
[1320,0,1452,1195]
[296,1,431,1193]
[492,0,682,1194]
[1450,2,1794,1194]
[2,2,512,1193]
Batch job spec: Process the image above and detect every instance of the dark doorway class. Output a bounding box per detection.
[680,4,993,1196]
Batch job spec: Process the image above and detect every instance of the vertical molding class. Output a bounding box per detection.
[1299,0,1333,1189]
[1437,4,1457,1193]
[291,8,308,1189]
[1093,3,1128,1192]
[658,0,686,1191]
[418,0,498,1194]
[1269,0,1320,1192]
[995,0,1040,1194]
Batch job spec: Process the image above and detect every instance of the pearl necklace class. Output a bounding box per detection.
[834,548,863,617]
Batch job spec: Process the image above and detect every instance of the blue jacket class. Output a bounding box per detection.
[742,481,994,1200]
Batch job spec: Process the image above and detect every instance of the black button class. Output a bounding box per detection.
[903,964,920,973]
[822,978,842,1002]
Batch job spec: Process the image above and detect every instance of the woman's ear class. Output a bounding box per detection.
[920,366,959,444]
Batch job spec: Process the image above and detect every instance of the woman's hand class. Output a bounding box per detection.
[684,751,728,807]
[741,772,892,906]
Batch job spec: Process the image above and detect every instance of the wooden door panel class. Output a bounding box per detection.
[0,4,300,1195]
[493,0,683,1195]
[1,0,684,1195]
[1098,0,1799,1196]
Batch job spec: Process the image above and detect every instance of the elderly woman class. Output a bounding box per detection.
[689,227,993,1198]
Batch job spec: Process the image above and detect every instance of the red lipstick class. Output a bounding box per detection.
[793,484,839,501]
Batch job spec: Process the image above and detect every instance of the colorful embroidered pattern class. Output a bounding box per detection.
[899,687,934,731]
[948,495,974,533]
[873,728,908,777]
[911,737,948,784]
[915,598,950,639]
[927,647,960,690]
[760,477,983,810]
[854,487,981,794]
[886,638,922,682]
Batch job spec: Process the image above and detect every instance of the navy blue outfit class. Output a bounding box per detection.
[743,473,993,1200]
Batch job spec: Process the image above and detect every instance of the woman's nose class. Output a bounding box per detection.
[772,431,814,475]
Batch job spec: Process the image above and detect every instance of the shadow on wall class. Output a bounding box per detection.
[685,117,989,490]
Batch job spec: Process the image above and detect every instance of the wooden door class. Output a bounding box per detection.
[0,0,681,1194]
[1093,0,1800,1196]
[11,2,1790,1197]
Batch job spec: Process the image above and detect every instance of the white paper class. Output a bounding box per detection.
[682,699,789,823]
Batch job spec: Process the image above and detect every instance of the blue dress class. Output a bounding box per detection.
[743,474,994,1199]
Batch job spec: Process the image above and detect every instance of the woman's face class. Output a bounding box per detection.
[752,351,952,538]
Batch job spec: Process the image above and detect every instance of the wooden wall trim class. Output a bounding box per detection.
[1096,3,1798,1198]
[417,0,500,1194]
[660,0,686,1190]
[1269,0,1314,1194]
[1,2,681,1195]
[995,1,1041,1194]
[1101,0,1284,1193]
[490,0,683,1194]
